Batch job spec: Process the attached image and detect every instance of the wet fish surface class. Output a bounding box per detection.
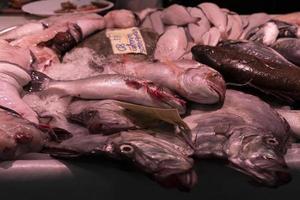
[272,38,300,66]
[192,44,300,103]
[185,90,291,186]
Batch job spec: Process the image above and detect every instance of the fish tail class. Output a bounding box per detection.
[25,71,52,92]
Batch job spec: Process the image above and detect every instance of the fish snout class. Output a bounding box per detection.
[251,156,291,186]
[181,67,225,104]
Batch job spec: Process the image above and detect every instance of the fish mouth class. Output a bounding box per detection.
[206,71,226,103]
[155,169,198,191]
[250,157,291,186]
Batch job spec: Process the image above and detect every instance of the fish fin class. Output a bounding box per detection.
[24,70,52,92]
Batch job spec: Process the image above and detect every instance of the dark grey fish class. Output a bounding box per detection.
[272,38,300,66]
[67,100,137,134]
[44,130,197,190]
[219,40,297,68]
[271,20,300,38]
[191,44,300,103]
[184,90,291,186]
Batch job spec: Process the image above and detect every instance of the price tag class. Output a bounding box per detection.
[105,27,147,55]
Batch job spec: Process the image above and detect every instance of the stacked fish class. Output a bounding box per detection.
[0,2,300,191]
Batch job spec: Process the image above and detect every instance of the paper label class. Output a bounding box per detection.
[105,27,147,55]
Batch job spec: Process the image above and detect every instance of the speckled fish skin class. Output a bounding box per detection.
[0,106,47,160]
[191,44,300,103]
[44,130,197,190]
[219,40,297,68]
[184,90,291,186]
[272,38,300,66]
[29,72,186,114]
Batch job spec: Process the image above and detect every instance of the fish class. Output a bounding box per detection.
[240,13,271,39]
[104,59,225,104]
[44,130,197,190]
[184,89,291,186]
[272,38,300,66]
[154,26,187,61]
[161,4,197,26]
[271,20,300,38]
[198,2,227,37]
[104,9,140,28]
[219,40,297,68]
[67,100,137,134]
[0,40,38,123]
[28,72,186,114]
[275,109,300,139]
[285,143,300,170]
[0,106,48,160]
[191,44,300,103]
[10,14,106,71]
[274,12,300,27]
[245,21,279,45]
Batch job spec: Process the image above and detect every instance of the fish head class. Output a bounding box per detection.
[180,66,226,104]
[111,130,197,190]
[226,126,291,186]
[191,45,222,67]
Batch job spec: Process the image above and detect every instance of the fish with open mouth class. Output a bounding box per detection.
[0,106,48,160]
[103,59,226,104]
[44,130,197,191]
[27,72,186,114]
[191,44,300,103]
[185,89,291,186]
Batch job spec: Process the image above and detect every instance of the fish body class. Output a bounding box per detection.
[105,59,225,104]
[0,106,47,160]
[45,130,196,190]
[185,90,291,186]
[29,72,186,114]
[192,44,300,103]
[272,38,300,66]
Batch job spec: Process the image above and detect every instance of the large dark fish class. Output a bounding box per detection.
[191,44,300,103]
[28,72,186,114]
[218,40,297,68]
[185,90,291,186]
[272,38,300,66]
[44,130,197,190]
[0,106,48,160]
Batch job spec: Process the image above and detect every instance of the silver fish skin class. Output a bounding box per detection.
[285,143,300,170]
[105,59,226,104]
[185,90,291,186]
[44,130,196,190]
[29,72,186,114]
[0,106,47,160]
[272,38,300,66]
[67,100,137,134]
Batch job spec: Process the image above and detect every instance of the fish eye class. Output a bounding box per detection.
[265,137,279,146]
[120,144,134,154]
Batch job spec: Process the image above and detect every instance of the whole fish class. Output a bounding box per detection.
[28,72,186,114]
[192,44,300,103]
[44,130,197,190]
[0,106,48,160]
[0,40,38,123]
[272,38,300,66]
[67,100,137,134]
[219,40,297,68]
[185,90,291,186]
[104,59,226,104]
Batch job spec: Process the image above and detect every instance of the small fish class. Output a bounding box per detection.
[0,106,48,160]
[28,72,186,114]
[272,38,300,66]
[44,130,197,190]
[185,90,291,186]
[192,44,300,103]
